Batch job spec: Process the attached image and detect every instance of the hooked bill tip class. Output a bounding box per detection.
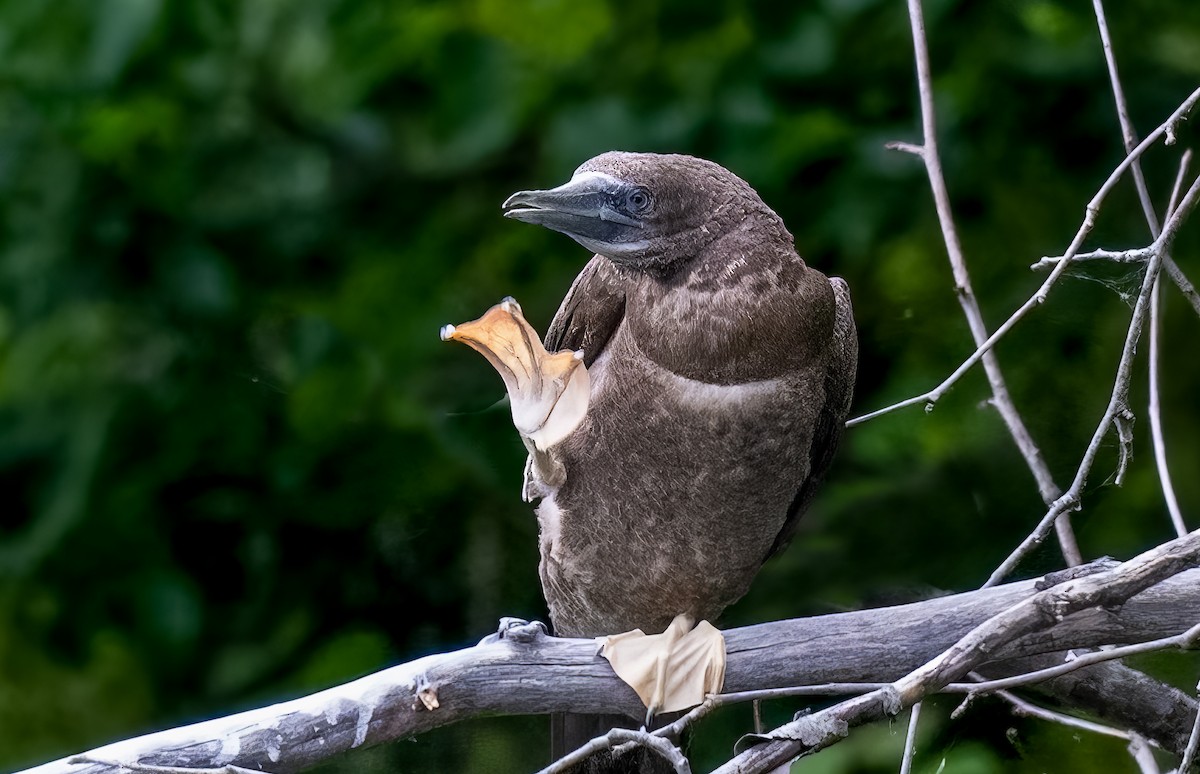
[502,190,534,210]
[573,350,585,360]
[439,324,456,341]
[500,296,522,315]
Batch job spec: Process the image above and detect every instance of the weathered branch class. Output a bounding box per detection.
[713,529,1200,773]
[17,563,1200,774]
[962,623,1200,695]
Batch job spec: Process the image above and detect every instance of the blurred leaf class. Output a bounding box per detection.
[291,629,390,691]
[471,0,612,64]
[3,0,1200,770]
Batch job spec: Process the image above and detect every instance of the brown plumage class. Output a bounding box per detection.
[505,152,857,640]
[486,151,857,771]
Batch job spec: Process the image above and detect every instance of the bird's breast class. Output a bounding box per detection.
[535,323,824,636]
[622,259,832,385]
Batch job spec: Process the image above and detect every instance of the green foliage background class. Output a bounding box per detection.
[2,0,1199,771]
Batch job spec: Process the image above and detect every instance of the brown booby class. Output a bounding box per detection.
[443,152,857,766]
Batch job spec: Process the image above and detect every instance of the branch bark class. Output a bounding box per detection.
[714,529,1200,773]
[983,656,1200,756]
[17,564,1200,774]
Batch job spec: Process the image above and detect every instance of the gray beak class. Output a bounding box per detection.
[503,171,644,250]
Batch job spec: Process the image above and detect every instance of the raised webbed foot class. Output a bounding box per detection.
[442,298,589,452]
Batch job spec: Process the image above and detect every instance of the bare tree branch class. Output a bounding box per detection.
[984,170,1200,585]
[898,702,922,774]
[847,83,1200,430]
[712,529,1200,774]
[883,0,1079,565]
[1092,0,1192,538]
[1152,150,1194,537]
[1128,734,1163,774]
[15,565,1200,774]
[536,728,690,774]
[1181,682,1200,773]
[1092,0,1200,320]
[992,689,1135,741]
[958,624,1200,695]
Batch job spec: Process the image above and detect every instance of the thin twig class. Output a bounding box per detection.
[1162,259,1200,317]
[993,690,1134,741]
[952,623,1200,695]
[888,0,1078,564]
[713,530,1200,773]
[1127,733,1163,774]
[1148,275,1186,535]
[1032,245,1200,315]
[657,695,721,742]
[968,669,1167,762]
[1181,680,1200,772]
[1152,150,1193,537]
[899,702,922,774]
[1093,0,1191,537]
[536,728,690,774]
[713,684,890,703]
[999,692,1169,774]
[1031,246,1153,269]
[985,172,1200,586]
[1093,0,1200,318]
[1093,0,1162,234]
[984,678,1167,774]
[847,84,1200,429]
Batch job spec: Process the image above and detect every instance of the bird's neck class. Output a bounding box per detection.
[633,199,790,279]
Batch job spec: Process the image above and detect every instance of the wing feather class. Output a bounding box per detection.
[523,256,626,501]
[766,276,858,559]
[544,256,627,366]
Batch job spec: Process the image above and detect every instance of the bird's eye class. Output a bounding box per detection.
[626,188,652,212]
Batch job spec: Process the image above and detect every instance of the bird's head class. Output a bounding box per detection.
[503,152,775,275]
